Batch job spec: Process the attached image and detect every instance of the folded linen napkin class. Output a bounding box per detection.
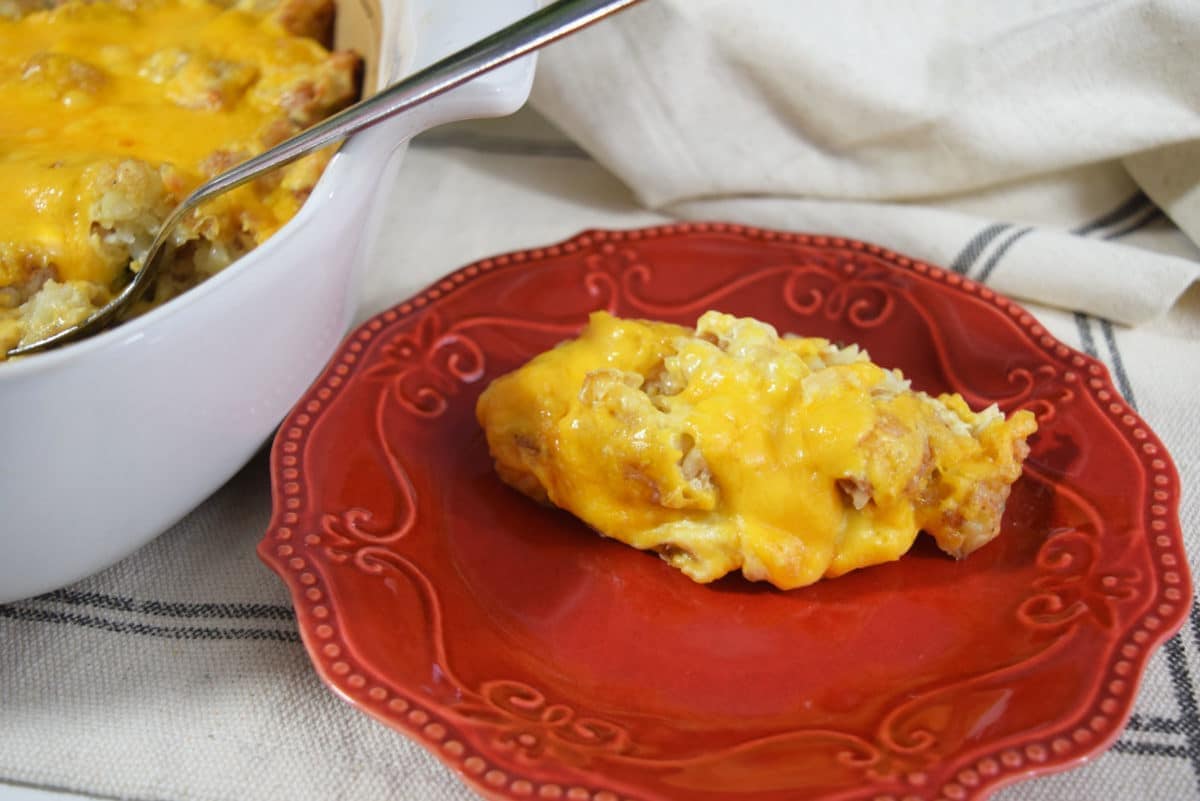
[530,0,1200,324]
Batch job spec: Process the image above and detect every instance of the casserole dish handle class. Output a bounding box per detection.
[370,0,539,147]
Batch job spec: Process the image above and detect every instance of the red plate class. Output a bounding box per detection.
[259,224,1189,801]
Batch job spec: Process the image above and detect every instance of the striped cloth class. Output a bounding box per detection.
[4,6,1200,794]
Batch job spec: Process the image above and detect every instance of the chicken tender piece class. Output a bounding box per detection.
[476,311,1038,590]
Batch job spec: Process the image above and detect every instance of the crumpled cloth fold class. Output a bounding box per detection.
[531,0,1200,324]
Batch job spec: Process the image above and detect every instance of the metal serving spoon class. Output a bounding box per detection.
[8,0,641,358]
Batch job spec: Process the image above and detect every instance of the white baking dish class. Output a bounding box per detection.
[0,0,537,603]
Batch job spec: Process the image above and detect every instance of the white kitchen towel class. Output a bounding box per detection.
[1,111,1200,801]
[530,0,1200,324]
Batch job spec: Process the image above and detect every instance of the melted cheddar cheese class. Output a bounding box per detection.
[477,311,1038,590]
[0,0,359,353]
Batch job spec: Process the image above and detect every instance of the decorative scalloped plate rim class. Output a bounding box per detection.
[259,223,1190,801]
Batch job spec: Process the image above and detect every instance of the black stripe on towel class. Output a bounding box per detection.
[1104,207,1167,241]
[35,589,295,621]
[0,605,300,643]
[1127,714,1184,735]
[1098,318,1137,408]
[948,223,1012,275]
[1112,741,1193,759]
[974,226,1033,283]
[1073,312,1097,357]
[1072,191,1151,236]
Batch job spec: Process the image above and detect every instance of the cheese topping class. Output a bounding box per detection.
[1,0,336,285]
[0,0,359,353]
[477,311,1038,590]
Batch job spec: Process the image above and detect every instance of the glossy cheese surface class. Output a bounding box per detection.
[0,0,340,287]
[0,0,360,354]
[476,311,1038,590]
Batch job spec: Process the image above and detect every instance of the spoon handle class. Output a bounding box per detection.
[167,0,641,259]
